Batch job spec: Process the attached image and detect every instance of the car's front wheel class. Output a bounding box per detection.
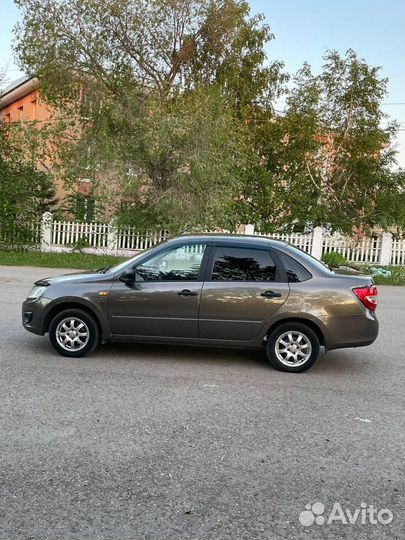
[266,322,320,372]
[49,309,99,357]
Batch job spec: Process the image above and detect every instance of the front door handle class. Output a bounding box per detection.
[260,290,282,298]
[178,289,198,297]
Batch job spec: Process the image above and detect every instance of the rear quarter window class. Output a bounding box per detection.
[276,251,312,283]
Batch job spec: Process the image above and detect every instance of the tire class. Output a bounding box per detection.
[266,322,320,373]
[49,309,99,358]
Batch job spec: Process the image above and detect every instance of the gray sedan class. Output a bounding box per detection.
[22,234,378,372]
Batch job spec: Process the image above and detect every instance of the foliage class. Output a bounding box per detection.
[373,170,405,232]
[238,50,404,233]
[0,124,56,247]
[14,0,284,110]
[359,265,405,286]
[321,251,349,268]
[0,249,126,269]
[13,0,283,230]
[55,192,99,222]
[12,2,404,233]
[57,86,248,231]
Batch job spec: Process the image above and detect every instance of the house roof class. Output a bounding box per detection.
[1,74,31,96]
[0,75,40,110]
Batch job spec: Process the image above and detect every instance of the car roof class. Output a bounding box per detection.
[167,233,288,248]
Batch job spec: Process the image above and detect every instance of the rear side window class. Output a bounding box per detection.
[212,247,277,281]
[277,251,312,283]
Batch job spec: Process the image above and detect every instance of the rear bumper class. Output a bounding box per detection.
[324,312,379,351]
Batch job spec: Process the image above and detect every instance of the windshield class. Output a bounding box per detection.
[104,241,168,274]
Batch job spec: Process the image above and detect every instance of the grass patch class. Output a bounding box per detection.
[0,250,127,270]
[359,265,405,286]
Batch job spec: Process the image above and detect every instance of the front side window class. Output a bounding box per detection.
[135,244,207,281]
[212,247,277,282]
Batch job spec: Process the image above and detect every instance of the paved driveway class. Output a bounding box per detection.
[0,266,403,540]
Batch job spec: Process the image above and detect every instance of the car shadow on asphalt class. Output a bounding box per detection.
[86,342,371,375]
[97,341,273,369]
[23,333,372,375]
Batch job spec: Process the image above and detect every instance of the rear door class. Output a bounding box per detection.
[198,244,289,341]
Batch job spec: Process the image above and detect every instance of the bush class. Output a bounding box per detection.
[322,251,349,268]
[360,265,405,286]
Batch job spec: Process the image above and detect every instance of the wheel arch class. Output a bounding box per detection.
[265,317,326,347]
[44,302,103,338]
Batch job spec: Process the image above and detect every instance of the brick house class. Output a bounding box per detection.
[0,75,91,208]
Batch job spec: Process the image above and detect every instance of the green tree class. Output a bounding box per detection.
[14,0,281,229]
[0,124,56,247]
[239,50,404,233]
[59,87,247,230]
[14,0,283,111]
[13,2,403,234]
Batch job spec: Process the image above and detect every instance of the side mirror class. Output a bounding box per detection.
[119,269,135,284]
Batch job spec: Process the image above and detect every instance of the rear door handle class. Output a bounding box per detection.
[178,289,198,297]
[260,290,282,298]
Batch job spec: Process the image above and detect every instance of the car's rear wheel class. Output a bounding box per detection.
[49,309,99,357]
[266,322,320,372]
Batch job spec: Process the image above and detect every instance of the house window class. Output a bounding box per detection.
[31,99,37,120]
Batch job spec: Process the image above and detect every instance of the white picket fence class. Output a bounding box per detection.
[254,229,394,265]
[391,238,405,266]
[117,226,168,250]
[52,220,110,248]
[50,220,168,251]
[11,212,403,266]
[254,231,313,253]
[322,234,382,264]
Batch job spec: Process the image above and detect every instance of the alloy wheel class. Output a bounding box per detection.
[274,330,312,367]
[55,317,90,352]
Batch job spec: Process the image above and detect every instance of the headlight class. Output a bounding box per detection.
[27,285,48,300]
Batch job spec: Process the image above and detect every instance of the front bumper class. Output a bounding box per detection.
[22,297,51,336]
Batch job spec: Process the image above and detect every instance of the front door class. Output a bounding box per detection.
[199,245,289,341]
[109,242,208,338]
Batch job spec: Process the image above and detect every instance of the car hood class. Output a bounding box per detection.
[34,271,109,286]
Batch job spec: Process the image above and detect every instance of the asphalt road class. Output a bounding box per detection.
[0,266,404,540]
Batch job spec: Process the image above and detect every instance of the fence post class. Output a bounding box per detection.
[379,231,392,266]
[41,212,53,251]
[244,224,255,235]
[107,220,118,251]
[310,227,323,260]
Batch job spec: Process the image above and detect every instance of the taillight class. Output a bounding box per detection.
[353,285,378,311]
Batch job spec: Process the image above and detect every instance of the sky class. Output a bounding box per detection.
[0,0,404,165]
